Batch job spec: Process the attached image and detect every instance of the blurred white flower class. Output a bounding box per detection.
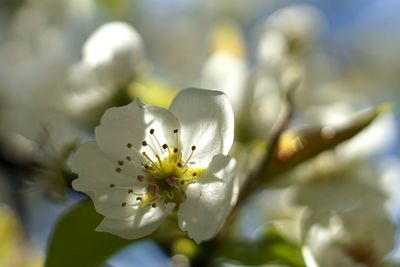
[258,188,308,243]
[302,216,357,267]
[64,21,146,122]
[257,4,325,67]
[201,22,247,113]
[72,88,238,243]
[292,161,396,266]
[81,21,145,88]
[202,52,246,112]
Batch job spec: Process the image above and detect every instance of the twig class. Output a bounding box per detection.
[217,86,296,239]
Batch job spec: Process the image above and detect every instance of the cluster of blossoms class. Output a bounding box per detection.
[72,88,238,243]
[0,1,398,267]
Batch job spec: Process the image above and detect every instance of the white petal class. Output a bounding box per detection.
[177,154,237,243]
[96,203,175,239]
[72,141,140,190]
[169,88,234,166]
[71,141,143,219]
[95,99,180,165]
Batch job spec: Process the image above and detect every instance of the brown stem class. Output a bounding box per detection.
[217,86,296,239]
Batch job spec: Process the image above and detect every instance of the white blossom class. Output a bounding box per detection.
[293,161,396,266]
[81,21,145,88]
[72,88,238,243]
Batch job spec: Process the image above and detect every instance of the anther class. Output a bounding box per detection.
[127,143,133,148]
[150,129,155,134]
[126,156,132,161]
[118,160,124,166]
[177,163,183,168]
[109,184,115,188]
[151,203,157,208]
[115,168,122,173]
[173,129,179,133]
[192,172,197,177]
[137,175,144,182]
[191,145,196,151]
[128,189,133,194]
[173,148,179,153]
[142,140,148,146]
[162,144,168,149]
[148,184,159,195]
[121,202,127,207]
[143,164,151,169]
[136,197,142,201]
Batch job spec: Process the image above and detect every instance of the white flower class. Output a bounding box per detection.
[257,4,325,67]
[201,52,246,113]
[302,216,357,267]
[81,21,144,87]
[201,22,247,113]
[291,162,396,266]
[72,88,238,243]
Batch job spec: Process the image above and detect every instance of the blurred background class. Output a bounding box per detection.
[0,0,399,266]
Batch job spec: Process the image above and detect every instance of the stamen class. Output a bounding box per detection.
[142,152,155,164]
[151,203,157,208]
[121,202,127,207]
[127,143,133,148]
[155,154,164,170]
[128,189,133,194]
[143,139,161,162]
[115,167,122,173]
[183,145,196,166]
[150,130,164,154]
[177,162,183,168]
[117,160,124,166]
[173,129,180,151]
[150,129,155,134]
[126,156,132,161]
[137,175,144,182]
[109,184,115,188]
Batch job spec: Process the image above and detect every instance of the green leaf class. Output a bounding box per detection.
[216,230,305,267]
[263,104,390,178]
[45,200,132,267]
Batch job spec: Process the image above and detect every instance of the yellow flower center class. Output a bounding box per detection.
[110,128,204,209]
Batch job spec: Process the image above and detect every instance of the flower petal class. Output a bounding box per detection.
[72,141,144,219]
[95,99,181,165]
[177,154,238,243]
[96,203,175,239]
[169,88,234,166]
